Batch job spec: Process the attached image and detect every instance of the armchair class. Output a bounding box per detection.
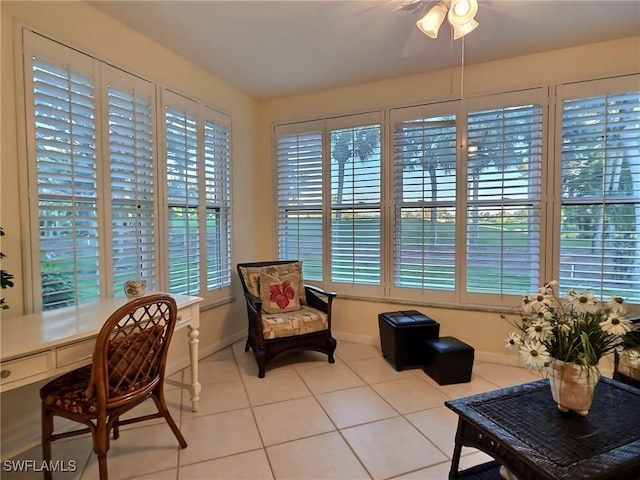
[237,260,337,378]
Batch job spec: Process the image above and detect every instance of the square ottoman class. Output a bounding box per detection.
[422,336,474,385]
[378,310,440,371]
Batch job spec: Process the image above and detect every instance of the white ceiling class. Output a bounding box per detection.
[88,0,640,100]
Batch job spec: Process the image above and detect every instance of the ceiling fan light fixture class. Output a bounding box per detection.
[416,3,448,39]
[452,18,479,39]
[448,0,478,27]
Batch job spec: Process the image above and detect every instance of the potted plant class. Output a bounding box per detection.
[1,227,15,309]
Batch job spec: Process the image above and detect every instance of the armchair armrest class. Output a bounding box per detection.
[304,284,337,313]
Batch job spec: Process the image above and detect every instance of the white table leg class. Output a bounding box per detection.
[187,325,201,412]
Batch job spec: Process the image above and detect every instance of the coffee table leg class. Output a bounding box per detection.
[449,420,464,480]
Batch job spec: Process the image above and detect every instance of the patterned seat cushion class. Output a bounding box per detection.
[40,364,98,415]
[262,305,328,340]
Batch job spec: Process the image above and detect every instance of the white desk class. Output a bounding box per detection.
[0,294,203,411]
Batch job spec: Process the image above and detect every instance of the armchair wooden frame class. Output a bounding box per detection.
[237,260,337,378]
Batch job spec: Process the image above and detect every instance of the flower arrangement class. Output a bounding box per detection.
[504,280,640,371]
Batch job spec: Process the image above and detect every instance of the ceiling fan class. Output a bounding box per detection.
[401,0,480,39]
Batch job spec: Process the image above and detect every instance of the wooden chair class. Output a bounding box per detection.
[40,294,187,480]
[237,260,337,377]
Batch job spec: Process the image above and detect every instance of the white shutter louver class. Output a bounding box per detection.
[560,90,640,302]
[108,83,156,295]
[393,115,457,290]
[165,106,200,295]
[466,103,543,295]
[277,131,324,281]
[330,124,381,285]
[33,58,100,310]
[204,119,232,289]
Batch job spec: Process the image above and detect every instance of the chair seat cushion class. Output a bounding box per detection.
[40,364,98,415]
[262,305,328,339]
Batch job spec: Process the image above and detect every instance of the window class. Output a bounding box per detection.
[557,76,640,303]
[275,113,382,295]
[106,69,157,297]
[162,91,232,299]
[329,121,382,286]
[392,106,457,295]
[29,48,100,309]
[465,93,544,298]
[276,123,324,281]
[275,80,637,309]
[21,30,231,312]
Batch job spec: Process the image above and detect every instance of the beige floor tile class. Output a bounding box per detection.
[404,406,459,457]
[181,379,250,418]
[178,449,273,480]
[394,450,494,479]
[341,417,447,480]
[117,388,183,430]
[297,363,365,394]
[473,363,540,388]
[347,357,414,385]
[371,377,450,414]
[81,423,182,480]
[316,386,398,428]
[266,432,370,480]
[179,408,263,466]
[202,346,235,363]
[417,371,503,399]
[184,358,241,385]
[334,341,382,363]
[128,468,178,479]
[253,396,335,446]
[243,371,311,406]
[4,436,92,480]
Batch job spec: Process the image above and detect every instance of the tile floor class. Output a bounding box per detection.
[8,340,552,480]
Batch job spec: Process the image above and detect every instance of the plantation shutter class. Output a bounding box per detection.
[276,125,324,281]
[105,67,156,295]
[329,116,382,287]
[203,111,232,289]
[465,93,543,296]
[164,98,200,294]
[27,36,100,310]
[558,77,640,303]
[392,112,457,292]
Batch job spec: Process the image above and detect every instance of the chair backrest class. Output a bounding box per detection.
[90,294,178,408]
[237,260,301,296]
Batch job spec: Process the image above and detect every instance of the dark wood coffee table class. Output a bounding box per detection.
[445,377,640,480]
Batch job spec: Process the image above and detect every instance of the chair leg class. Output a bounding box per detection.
[93,418,110,480]
[328,337,337,364]
[244,337,250,352]
[112,418,120,440]
[41,404,54,480]
[255,348,266,378]
[153,390,187,448]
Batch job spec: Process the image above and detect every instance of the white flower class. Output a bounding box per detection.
[565,289,597,314]
[526,319,553,342]
[599,313,633,336]
[531,306,554,322]
[521,294,535,314]
[505,332,521,350]
[538,280,557,295]
[519,340,551,368]
[607,296,626,314]
[528,292,554,311]
[628,350,640,368]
